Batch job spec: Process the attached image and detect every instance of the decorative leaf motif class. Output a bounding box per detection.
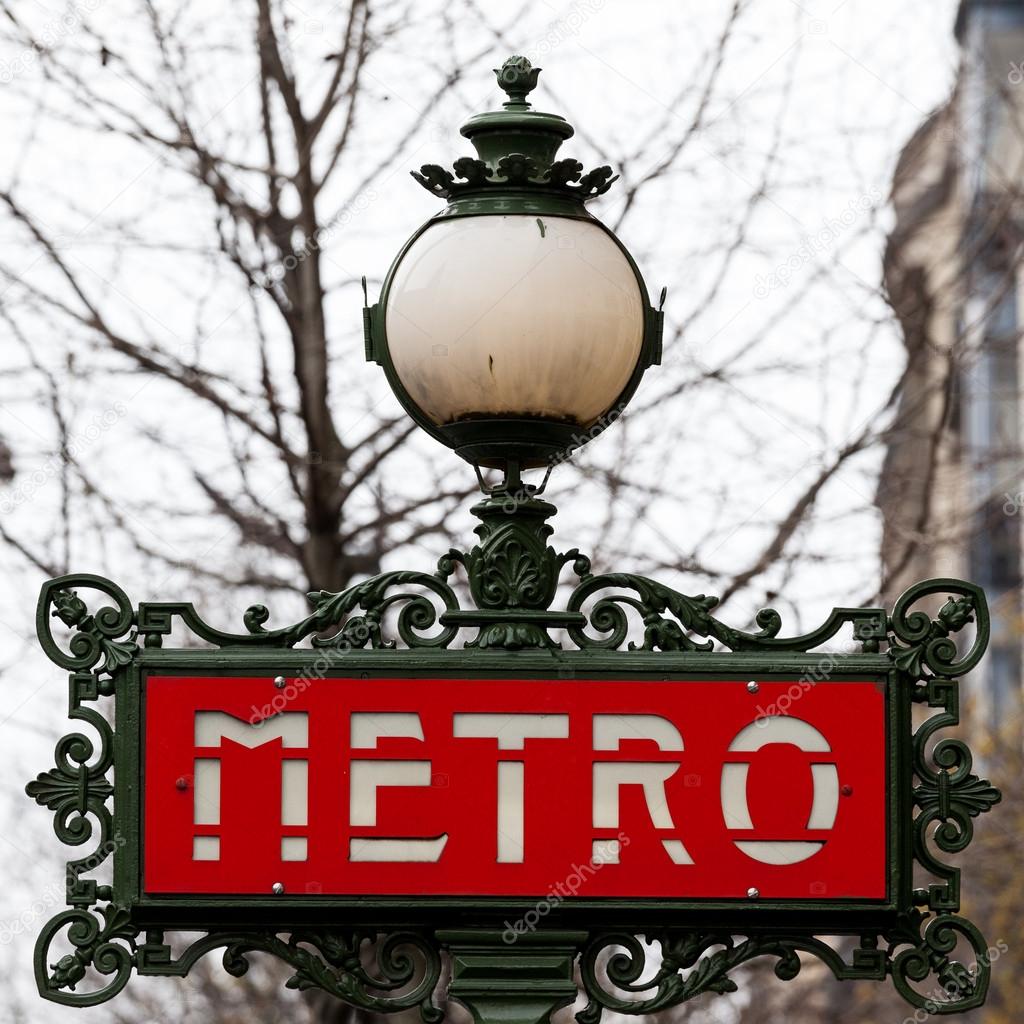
[408,164,455,198]
[544,159,584,186]
[440,495,589,648]
[26,706,115,888]
[495,153,540,183]
[578,914,992,1023]
[914,771,1001,819]
[579,933,812,1021]
[409,152,622,203]
[26,764,113,815]
[99,637,136,672]
[567,573,789,652]
[214,570,462,651]
[452,156,492,185]
[573,165,618,197]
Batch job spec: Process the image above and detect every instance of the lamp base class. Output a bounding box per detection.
[441,417,588,470]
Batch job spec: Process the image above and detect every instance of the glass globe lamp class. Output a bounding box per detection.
[364,56,664,474]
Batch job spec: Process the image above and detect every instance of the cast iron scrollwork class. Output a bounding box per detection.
[135,569,461,651]
[569,578,1001,1019]
[24,694,115,907]
[578,912,992,1020]
[885,911,993,1014]
[254,570,460,650]
[30,579,128,908]
[41,543,988,663]
[565,572,888,654]
[36,574,137,673]
[33,904,138,1007]
[33,915,444,1019]
[135,928,444,1022]
[564,573,987,664]
[567,574,780,652]
[911,676,1001,912]
[887,578,989,678]
[577,930,887,1021]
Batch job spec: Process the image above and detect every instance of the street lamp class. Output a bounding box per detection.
[364,55,664,482]
[24,52,1002,1024]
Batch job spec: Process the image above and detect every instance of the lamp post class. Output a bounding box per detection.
[23,52,1001,1024]
[362,55,664,650]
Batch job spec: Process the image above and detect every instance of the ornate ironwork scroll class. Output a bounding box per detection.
[27,524,1000,1017]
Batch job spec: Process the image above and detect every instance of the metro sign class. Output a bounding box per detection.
[143,674,888,903]
[29,572,1001,1016]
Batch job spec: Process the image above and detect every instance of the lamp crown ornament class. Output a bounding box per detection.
[410,55,618,207]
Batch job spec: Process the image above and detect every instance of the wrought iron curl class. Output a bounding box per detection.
[568,575,736,651]
[26,671,117,904]
[36,574,137,672]
[37,728,112,849]
[382,587,458,650]
[565,573,855,653]
[300,572,460,650]
[34,905,138,1007]
[888,914,991,1014]
[576,930,882,1022]
[887,578,989,677]
[137,570,461,650]
[909,677,1001,911]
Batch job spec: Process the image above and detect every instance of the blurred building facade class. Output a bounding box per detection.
[880,0,1024,735]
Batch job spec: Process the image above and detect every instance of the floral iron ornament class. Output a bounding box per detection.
[24,479,1001,1021]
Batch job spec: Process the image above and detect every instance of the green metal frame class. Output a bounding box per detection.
[362,56,665,470]
[26,486,1000,1018]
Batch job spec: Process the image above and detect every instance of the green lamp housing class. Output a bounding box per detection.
[364,55,664,470]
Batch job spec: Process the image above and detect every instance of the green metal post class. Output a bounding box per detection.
[439,931,587,1024]
[434,463,592,649]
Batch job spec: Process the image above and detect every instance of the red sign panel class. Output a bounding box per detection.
[143,676,887,901]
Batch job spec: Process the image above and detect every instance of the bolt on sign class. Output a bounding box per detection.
[27,568,1001,1020]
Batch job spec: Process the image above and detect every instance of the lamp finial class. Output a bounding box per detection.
[494,55,541,108]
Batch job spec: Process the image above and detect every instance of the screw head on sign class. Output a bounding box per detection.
[272,882,285,895]
[841,785,853,797]
[175,777,189,791]
[274,676,286,688]
[747,887,760,899]
[746,680,759,693]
